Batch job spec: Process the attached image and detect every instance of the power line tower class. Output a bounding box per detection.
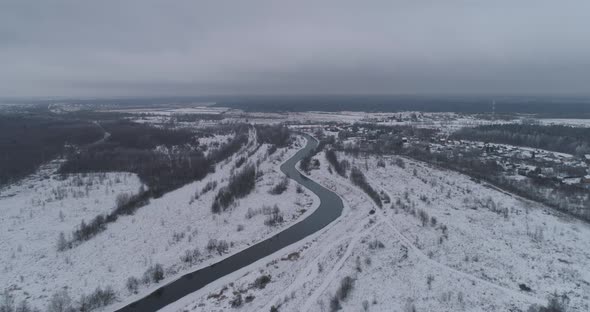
[492,100,496,120]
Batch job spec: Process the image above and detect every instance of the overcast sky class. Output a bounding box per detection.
[1,0,589,97]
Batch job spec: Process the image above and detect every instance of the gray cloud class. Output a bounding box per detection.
[1,0,589,97]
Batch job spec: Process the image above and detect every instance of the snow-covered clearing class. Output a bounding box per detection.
[165,148,590,312]
[1,168,142,306]
[1,135,318,311]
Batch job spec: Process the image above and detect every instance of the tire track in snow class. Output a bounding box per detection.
[373,182,543,305]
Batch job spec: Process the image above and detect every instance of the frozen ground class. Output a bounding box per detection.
[539,118,590,127]
[0,166,142,306]
[166,147,590,312]
[0,135,318,311]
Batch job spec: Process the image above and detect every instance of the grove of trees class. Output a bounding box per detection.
[0,115,103,186]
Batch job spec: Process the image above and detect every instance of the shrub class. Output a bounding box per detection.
[230,293,243,308]
[336,276,355,301]
[143,264,164,284]
[362,300,369,311]
[245,208,257,219]
[126,277,140,294]
[527,293,569,312]
[418,209,429,226]
[216,240,229,255]
[430,216,437,227]
[264,205,284,226]
[47,289,73,312]
[254,275,271,289]
[56,232,69,251]
[330,296,341,312]
[200,181,217,195]
[207,239,218,253]
[329,276,355,311]
[79,286,116,312]
[368,240,385,249]
[180,248,201,265]
[426,275,434,290]
[296,185,304,194]
[207,239,229,255]
[269,177,289,195]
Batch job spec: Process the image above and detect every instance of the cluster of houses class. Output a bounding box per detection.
[294,123,590,190]
[429,138,590,188]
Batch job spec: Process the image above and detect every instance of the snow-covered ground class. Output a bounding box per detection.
[3,113,590,311]
[0,167,142,306]
[166,148,590,312]
[539,118,590,127]
[0,135,318,311]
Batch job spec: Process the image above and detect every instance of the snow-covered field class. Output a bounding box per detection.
[539,118,590,127]
[0,135,318,311]
[0,166,142,306]
[3,112,590,312]
[166,148,590,312]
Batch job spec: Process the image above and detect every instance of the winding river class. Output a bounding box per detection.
[116,134,344,312]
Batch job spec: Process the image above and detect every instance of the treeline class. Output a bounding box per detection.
[69,191,151,245]
[402,143,590,222]
[60,121,214,197]
[173,113,224,122]
[325,149,348,177]
[452,124,590,156]
[0,115,103,186]
[61,122,251,246]
[209,131,250,163]
[61,122,250,196]
[215,95,590,115]
[212,164,257,213]
[98,120,196,149]
[300,136,334,173]
[255,124,291,147]
[350,167,382,208]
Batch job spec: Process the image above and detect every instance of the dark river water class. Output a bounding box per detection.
[116,134,344,312]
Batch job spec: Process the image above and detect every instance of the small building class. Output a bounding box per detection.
[582,175,590,184]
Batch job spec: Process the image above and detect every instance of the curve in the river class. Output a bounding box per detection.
[116,134,344,312]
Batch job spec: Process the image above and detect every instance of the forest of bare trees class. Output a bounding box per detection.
[0,115,103,186]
